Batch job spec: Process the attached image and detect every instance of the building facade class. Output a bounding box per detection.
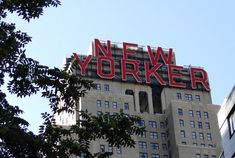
[218,86,235,158]
[56,39,222,158]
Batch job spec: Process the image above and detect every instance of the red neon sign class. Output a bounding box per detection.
[73,39,210,91]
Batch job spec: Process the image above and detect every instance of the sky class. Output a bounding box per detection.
[5,0,235,133]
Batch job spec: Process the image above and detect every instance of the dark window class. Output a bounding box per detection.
[151,143,159,150]
[104,84,109,91]
[160,122,165,128]
[195,95,201,102]
[207,133,212,141]
[150,132,158,139]
[185,94,193,101]
[108,145,113,153]
[205,122,210,129]
[180,130,186,137]
[116,148,122,154]
[198,122,203,128]
[105,101,109,108]
[203,155,208,158]
[138,120,145,127]
[190,121,195,128]
[124,102,129,110]
[139,152,148,158]
[176,93,182,99]
[97,111,102,116]
[149,121,157,128]
[204,112,209,119]
[192,132,197,139]
[138,141,147,149]
[97,100,101,107]
[162,144,167,150]
[112,102,117,109]
[179,119,184,127]
[195,154,201,158]
[100,145,105,153]
[201,144,205,147]
[196,111,201,118]
[199,133,204,140]
[151,154,160,158]
[182,141,187,145]
[161,133,167,140]
[189,110,194,117]
[228,106,235,137]
[139,91,149,113]
[95,83,101,90]
[178,108,183,115]
[139,131,146,138]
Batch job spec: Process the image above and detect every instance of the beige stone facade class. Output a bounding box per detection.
[56,40,222,158]
[58,79,222,158]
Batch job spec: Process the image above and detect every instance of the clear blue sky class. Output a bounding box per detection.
[5,0,235,133]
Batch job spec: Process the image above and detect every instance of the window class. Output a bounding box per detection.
[149,121,157,128]
[182,141,187,145]
[104,101,109,108]
[104,84,109,91]
[203,155,208,158]
[176,93,182,100]
[116,148,122,154]
[160,122,165,128]
[195,95,201,102]
[161,133,167,140]
[97,111,102,116]
[198,122,203,128]
[200,143,205,147]
[95,83,101,90]
[189,110,194,117]
[139,131,146,138]
[190,121,195,128]
[138,141,147,149]
[205,122,210,129]
[124,102,129,110]
[112,101,117,109]
[100,145,105,153]
[97,100,101,107]
[211,155,216,158]
[162,144,167,150]
[178,108,183,115]
[192,132,197,139]
[199,133,204,140]
[139,152,148,158]
[180,130,186,138]
[193,143,197,146]
[163,155,168,158]
[195,154,201,158]
[151,143,159,150]
[150,132,158,139]
[138,120,145,127]
[76,152,85,158]
[207,133,212,141]
[204,112,209,119]
[152,154,160,158]
[185,94,193,101]
[228,107,235,136]
[179,119,184,127]
[208,144,213,148]
[108,145,113,153]
[196,111,201,118]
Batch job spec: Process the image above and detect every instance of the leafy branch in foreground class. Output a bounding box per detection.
[0,0,145,157]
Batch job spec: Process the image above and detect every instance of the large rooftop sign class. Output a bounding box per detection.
[72,39,210,91]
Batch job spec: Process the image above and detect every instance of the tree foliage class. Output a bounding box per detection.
[0,1,144,157]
